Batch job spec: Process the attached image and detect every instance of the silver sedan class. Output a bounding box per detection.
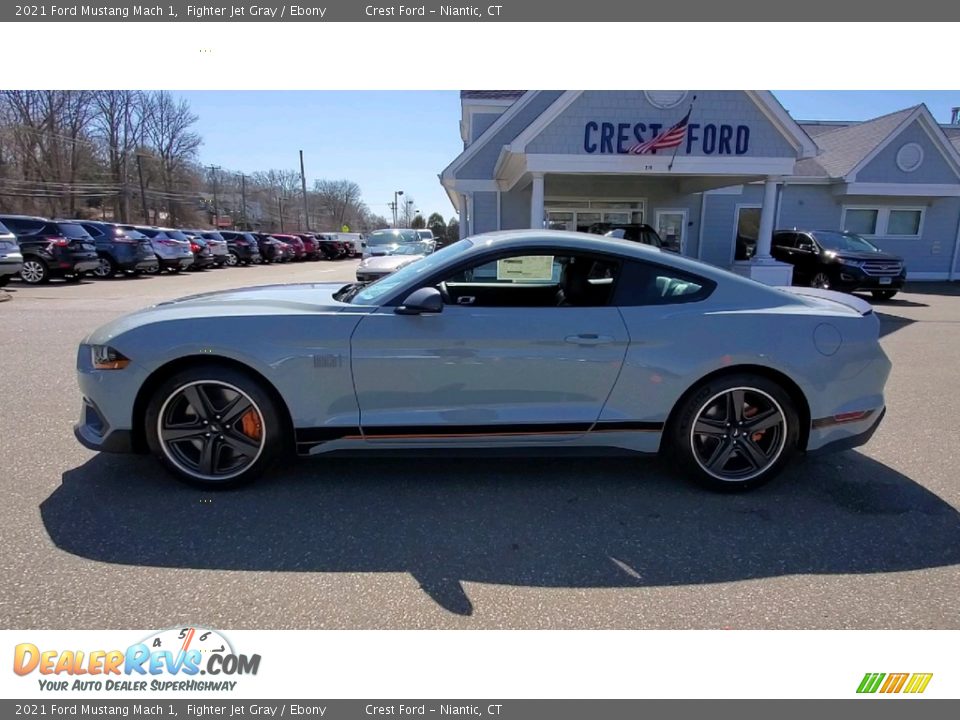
[74,231,890,492]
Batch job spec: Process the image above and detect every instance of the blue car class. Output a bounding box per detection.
[74,231,890,491]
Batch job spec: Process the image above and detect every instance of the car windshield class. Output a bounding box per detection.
[387,242,430,256]
[367,229,419,246]
[417,231,434,240]
[346,240,473,305]
[813,230,880,253]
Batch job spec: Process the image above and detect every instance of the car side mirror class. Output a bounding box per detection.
[396,286,443,315]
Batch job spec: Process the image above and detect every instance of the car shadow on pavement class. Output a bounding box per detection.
[44,451,960,616]
[875,312,917,338]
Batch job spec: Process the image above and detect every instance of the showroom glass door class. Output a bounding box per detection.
[655,209,687,254]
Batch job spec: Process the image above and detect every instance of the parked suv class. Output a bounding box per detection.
[68,220,157,278]
[185,230,229,267]
[771,229,907,300]
[251,233,283,264]
[128,225,194,273]
[218,230,262,265]
[0,219,23,287]
[0,215,99,284]
[270,233,306,261]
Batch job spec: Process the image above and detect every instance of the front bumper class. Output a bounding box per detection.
[74,397,135,453]
[835,269,906,292]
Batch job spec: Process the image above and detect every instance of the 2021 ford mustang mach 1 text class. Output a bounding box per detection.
[74,231,890,491]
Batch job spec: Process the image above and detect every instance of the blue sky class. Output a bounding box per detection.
[179,91,960,223]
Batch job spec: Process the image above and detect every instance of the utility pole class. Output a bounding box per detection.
[277,196,284,233]
[299,150,310,231]
[208,165,221,229]
[136,154,149,224]
[393,190,404,228]
[238,173,248,230]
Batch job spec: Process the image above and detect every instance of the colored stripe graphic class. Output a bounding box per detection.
[880,673,909,693]
[857,673,885,693]
[903,673,933,694]
[857,672,932,694]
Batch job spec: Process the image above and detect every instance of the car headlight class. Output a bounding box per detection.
[91,345,130,370]
[837,258,862,267]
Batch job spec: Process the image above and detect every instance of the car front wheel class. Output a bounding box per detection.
[145,366,284,488]
[226,251,239,266]
[810,272,831,290]
[669,374,799,492]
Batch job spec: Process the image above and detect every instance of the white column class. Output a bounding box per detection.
[530,172,545,229]
[755,177,779,260]
[459,194,469,240]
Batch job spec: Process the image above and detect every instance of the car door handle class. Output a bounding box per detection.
[565,334,615,346]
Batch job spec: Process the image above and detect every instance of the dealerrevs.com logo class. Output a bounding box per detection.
[13,627,260,692]
[857,673,933,695]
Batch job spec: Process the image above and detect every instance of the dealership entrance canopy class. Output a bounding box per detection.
[441,91,960,283]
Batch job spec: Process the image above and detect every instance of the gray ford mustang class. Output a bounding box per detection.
[74,231,890,491]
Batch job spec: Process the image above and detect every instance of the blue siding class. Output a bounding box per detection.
[857,121,960,185]
[777,185,843,231]
[471,113,501,144]
[500,187,530,230]
[458,92,564,180]
[472,192,498,234]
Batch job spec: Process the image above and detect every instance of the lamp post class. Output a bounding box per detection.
[405,199,414,227]
[393,190,404,227]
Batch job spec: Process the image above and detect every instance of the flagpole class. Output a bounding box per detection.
[668,94,697,172]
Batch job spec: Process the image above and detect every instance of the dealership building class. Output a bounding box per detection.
[441,91,960,283]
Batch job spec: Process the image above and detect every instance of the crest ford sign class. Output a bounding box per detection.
[584,120,751,156]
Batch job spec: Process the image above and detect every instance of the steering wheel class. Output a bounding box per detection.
[438,281,452,305]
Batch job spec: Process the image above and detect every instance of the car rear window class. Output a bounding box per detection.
[54,223,93,239]
[164,230,189,241]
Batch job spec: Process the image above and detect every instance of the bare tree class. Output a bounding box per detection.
[91,90,142,221]
[314,179,362,230]
[141,91,202,225]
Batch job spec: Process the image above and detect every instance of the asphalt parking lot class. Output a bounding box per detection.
[1,264,959,629]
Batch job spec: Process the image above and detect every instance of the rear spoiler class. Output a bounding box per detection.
[778,286,874,316]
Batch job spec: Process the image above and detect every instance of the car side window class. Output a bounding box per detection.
[772,233,795,248]
[84,224,104,238]
[796,235,815,251]
[439,252,620,308]
[612,260,715,306]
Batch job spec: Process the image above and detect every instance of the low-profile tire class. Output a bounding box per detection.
[871,289,898,301]
[19,257,49,284]
[145,365,284,488]
[93,255,116,279]
[668,373,800,492]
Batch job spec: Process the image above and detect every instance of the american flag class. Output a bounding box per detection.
[629,107,692,155]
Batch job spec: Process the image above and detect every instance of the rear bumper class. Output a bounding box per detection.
[806,406,886,455]
[0,259,23,276]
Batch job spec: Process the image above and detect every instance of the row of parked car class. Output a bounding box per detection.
[0,214,364,285]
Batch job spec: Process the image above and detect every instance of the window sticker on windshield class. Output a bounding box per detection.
[497,255,554,281]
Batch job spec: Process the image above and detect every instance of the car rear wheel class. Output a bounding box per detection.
[669,374,799,492]
[93,255,116,278]
[19,258,49,284]
[871,289,898,301]
[810,272,831,290]
[145,366,284,488]
[226,251,239,266]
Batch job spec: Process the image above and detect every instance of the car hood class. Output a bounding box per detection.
[360,254,423,272]
[84,282,361,345]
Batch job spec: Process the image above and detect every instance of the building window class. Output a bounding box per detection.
[895,143,925,173]
[841,206,924,239]
[844,209,879,235]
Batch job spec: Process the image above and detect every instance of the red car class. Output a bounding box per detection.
[295,233,321,260]
[270,233,305,261]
